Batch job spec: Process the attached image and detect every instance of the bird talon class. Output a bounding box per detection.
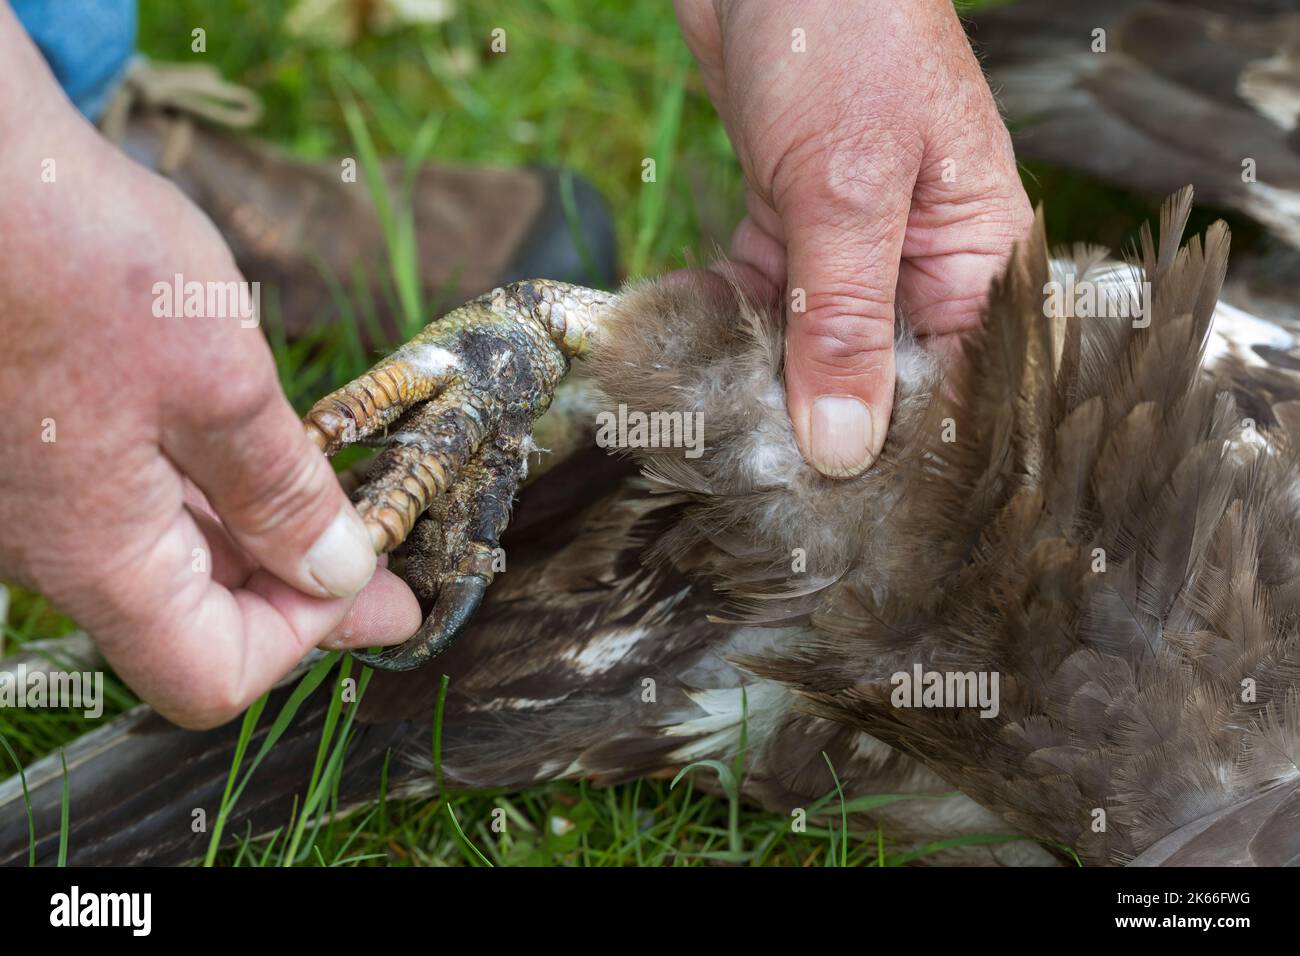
[352,575,490,672]
[303,280,617,667]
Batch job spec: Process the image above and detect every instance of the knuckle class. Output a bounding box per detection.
[800,341,889,385]
[771,118,921,220]
[798,282,896,329]
[774,144,868,220]
[792,299,896,368]
[225,445,332,541]
[203,365,281,428]
[969,205,1035,256]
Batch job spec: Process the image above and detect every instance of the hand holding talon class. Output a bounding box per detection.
[303,279,615,670]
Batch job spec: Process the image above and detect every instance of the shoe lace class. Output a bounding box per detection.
[99,56,264,172]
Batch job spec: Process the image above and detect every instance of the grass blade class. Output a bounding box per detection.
[430,673,493,866]
[57,748,69,866]
[0,732,35,866]
[205,654,337,865]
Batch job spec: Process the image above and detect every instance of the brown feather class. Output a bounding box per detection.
[743,192,1300,865]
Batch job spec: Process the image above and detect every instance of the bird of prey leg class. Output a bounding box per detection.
[302,280,616,670]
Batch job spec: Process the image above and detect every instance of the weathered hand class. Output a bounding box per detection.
[304,279,611,670]
[0,9,419,729]
[675,0,1033,476]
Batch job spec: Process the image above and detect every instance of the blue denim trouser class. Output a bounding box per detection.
[13,0,137,120]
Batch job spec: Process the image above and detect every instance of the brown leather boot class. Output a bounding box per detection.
[102,61,619,344]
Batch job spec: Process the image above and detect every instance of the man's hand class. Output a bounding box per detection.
[0,8,419,729]
[676,0,1033,476]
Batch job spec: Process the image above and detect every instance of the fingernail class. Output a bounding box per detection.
[809,396,876,478]
[305,506,377,598]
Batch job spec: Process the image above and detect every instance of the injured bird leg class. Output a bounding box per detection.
[302,279,617,670]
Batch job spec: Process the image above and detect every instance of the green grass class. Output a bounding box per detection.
[200,657,1030,868]
[0,0,1073,866]
[137,0,740,280]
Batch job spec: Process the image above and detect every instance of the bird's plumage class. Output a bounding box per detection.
[736,191,1300,865]
[972,0,1300,246]
[0,446,1036,866]
[5,190,1300,866]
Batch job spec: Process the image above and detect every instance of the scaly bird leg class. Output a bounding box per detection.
[302,280,616,670]
[355,418,530,671]
[346,385,497,553]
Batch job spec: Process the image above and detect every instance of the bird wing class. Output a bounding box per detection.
[974,0,1300,245]
[0,442,1037,865]
[748,190,1300,866]
[1130,778,1300,865]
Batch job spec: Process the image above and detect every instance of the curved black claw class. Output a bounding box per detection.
[305,283,612,669]
[353,429,526,671]
[353,576,489,672]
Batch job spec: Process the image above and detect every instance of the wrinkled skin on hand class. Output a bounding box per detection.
[0,8,419,730]
[675,0,1033,477]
